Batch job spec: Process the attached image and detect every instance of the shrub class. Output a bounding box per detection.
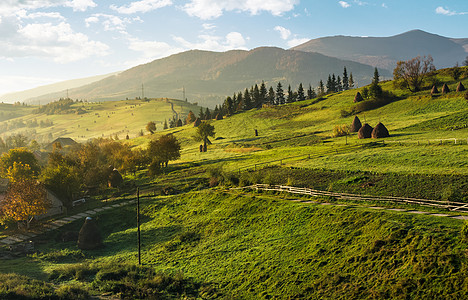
[333,125,350,137]
[55,284,90,300]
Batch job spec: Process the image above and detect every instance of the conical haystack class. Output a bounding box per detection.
[358,123,373,139]
[371,122,390,138]
[354,92,364,103]
[350,116,362,132]
[457,82,466,92]
[78,217,102,250]
[431,85,439,94]
[441,83,450,94]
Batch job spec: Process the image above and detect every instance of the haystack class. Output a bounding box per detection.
[215,114,223,120]
[350,116,362,132]
[457,82,466,92]
[431,85,439,94]
[193,118,201,127]
[77,217,102,250]
[354,92,364,103]
[371,122,390,138]
[441,83,450,94]
[358,123,373,139]
[108,168,123,188]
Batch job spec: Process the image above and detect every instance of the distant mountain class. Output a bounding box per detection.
[21,47,387,107]
[292,30,468,72]
[0,72,120,104]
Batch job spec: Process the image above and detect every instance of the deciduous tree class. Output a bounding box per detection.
[147,134,181,168]
[194,122,215,152]
[393,55,435,92]
[146,121,156,134]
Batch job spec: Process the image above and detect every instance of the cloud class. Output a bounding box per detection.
[287,38,308,48]
[110,0,172,14]
[21,11,66,21]
[65,0,97,12]
[0,21,109,63]
[435,6,467,16]
[339,1,350,8]
[126,37,184,65]
[202,23,216,31]
[382,3,387,8]
[274,26,291,40]
[173,32,247,51]
[85,14,142,32]
[183,0,299,20]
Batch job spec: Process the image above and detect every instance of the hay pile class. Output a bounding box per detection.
[358,124,373,139]
[371,122,390,138]
[442,83,450,94]
[108,168,123,188]
[215,114,223,120]
[354,92,364,103]
[350,116,362,132]
[431,85,439,94]
[457,82,466,92]
[78,217,102,250]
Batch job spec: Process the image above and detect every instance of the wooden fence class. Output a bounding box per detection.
[238,184,468,213]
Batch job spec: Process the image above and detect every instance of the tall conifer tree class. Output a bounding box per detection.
[343,67,349,90]
[297,83,305,101]
[276,82,285,105]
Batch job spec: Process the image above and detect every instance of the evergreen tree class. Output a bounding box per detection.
[163,119,168,130]
[224,96,234,115]
[213,105,219,117]
[373,67,380,84]
[337,76,343,92]
[176,119,183,127]
[326,75,333,94]
[252,84,260,108]
[349,73,355,88]
[318,80,325,96]
[259,81,267,106]
[332,74,337,92]
[276,82,285,105]
[205,107,211,120]
[297,83,305,101]
[369,67,383,99]
[267,86,275,105]
[198,107,205,120]
[307,84,316,99]
[343,67,349,90]
[236,92,244,111]
[287,85,295,103]
[243,88,252,110]
[232,94,238,110]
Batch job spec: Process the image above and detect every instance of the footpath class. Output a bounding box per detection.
[0,199,136,246]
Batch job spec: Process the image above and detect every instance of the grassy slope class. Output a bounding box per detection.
[0,98,201,143]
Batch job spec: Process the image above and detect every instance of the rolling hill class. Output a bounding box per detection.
[292,30,468,72]
[21,47,386,107]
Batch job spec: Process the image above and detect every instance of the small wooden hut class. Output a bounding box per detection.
[354,92,364,103]
[358,123,373,139]
[350,116,362,132]
[371,122,390,138]
[457,82,466,92]
[441,83,450,94]
[77,217,102,250]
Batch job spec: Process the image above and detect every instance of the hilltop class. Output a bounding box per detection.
[292,30,468,72]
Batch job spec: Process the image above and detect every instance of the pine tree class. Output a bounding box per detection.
[307,84,316,99]
[287,85,295,103]
[198,107,205,120]
[224,96,234,115]
[373,67,380,84]
[243,88,252,110]
[326,75,333,94]
[297,83,305,101]
[252,84,260,108]
[276,82,285,105]
[318,80,325,96]
[236,92,243,111]
[349,73,355,88]
[343,67,349,90]
[337,76,343,92]
[332,74,337,92]
[259,81,267,106]
[163,119,168,130]
[213,105,219,116]
[205,107,211,120]
[267,86,275,105]
[369,67,382,99]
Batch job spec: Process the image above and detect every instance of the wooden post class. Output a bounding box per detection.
[137,188,141,265]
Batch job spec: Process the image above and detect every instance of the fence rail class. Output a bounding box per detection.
[238,184,468,213]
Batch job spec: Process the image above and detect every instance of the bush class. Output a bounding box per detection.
[55,284,90,300]
[333,125,350,137]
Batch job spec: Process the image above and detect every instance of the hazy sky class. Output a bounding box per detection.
[0,0,467,95]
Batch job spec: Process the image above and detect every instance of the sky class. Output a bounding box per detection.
[0,0,467,96]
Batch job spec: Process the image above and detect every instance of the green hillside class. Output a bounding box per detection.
[1,67,468,299]
[0,98,201,144]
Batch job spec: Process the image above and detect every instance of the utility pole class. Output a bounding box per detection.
[137,188,141,265]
